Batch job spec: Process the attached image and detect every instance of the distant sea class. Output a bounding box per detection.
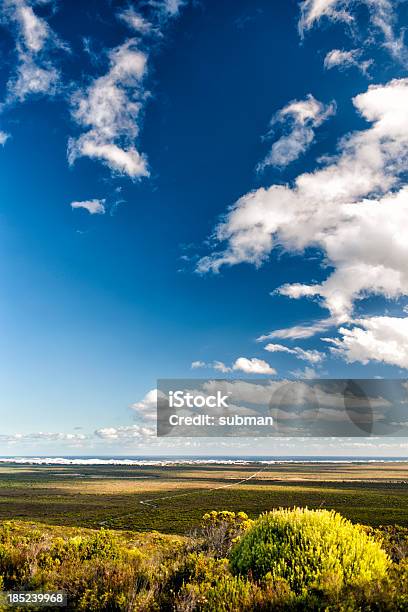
[0,456,407,466]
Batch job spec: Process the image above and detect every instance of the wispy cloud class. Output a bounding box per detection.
[153,0,187,19]
[68,0,187,180]
[257,319,335,341]
[191,360,232,372]
[70,199,106,215]
[0,130,9,145]
[191,357,276,375]
[324,48,372,74]
[118,7,152,35]
[299,0,407,61]
[257,95,335,171]
[0,431,87,443]
[264,343,325,364]
[191,360,206,369]
[68,40,149,179]
[1,0,66,103]
[299,0,355,34]
[94,425,155,440]
[290,366,319,379]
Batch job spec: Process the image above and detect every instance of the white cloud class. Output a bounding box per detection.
[151,0,187,18]
[68,40,149,179]
[191,361,232,374]
[203,379,389,410]
[257,95,335,170]
[232,357,276,375]
[299,0,407,61]
[69,0,187,180]
[191,360,206,369]
[264,343,324,364]
[323,316,408,368]
[258,319,334,341]
[190,360,232,373]
[131,388,160,422]
[197,79,408,327]
[299,0,350,33]
[1,0,65,103]
[13,0,49,52]
[191,358,275,374]
[0,431,87,443]
[94,425,155,440]
[0,131,9,145]
[70,199,106,215]
[290,366,319,379]
[10,54,58,100]
[324,49,372,74]
[213,360,232,373]
[118,7,152,34]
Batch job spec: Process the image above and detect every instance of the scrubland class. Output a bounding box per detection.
[0,462,407,610]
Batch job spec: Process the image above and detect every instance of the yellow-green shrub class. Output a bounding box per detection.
[230,508,390,593]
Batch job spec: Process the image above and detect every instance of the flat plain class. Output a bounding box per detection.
[0,462,407,534]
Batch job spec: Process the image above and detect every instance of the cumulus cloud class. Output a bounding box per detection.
[131,388,161,422]
[324,48,372,74]
[197,79,408,329]
[323,316,408,368]
[1,0,65,103]
[232,357,276,375]
[264,343,325,364]
[299,0,407,61]
[257,95,335,171]
[70,199,106,215]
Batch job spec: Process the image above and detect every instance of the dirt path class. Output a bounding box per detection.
[138,467,266,509]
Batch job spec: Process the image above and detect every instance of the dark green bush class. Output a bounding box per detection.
[230,507,390,593]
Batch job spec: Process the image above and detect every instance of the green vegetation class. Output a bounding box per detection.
[0,462,407,609]
[0,462,407,533]
[230,508,389,588]
[0,511,407,610]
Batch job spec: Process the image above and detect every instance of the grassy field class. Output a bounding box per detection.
[0,461,407,534]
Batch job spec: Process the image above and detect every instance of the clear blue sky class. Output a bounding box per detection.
[0,0,407,456]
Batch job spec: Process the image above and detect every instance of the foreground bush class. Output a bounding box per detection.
[230,507,390,592]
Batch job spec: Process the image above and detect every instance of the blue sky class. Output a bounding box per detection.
[1,0,408,456]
